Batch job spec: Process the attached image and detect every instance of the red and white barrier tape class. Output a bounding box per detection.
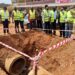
[33,28,75,32]
[37,36,75,60]
[32,36,75,73]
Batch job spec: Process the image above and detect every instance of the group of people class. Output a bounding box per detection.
[0,5,75,38]
[42,5,74,38]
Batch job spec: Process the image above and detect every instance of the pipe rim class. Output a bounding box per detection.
[9,57,26,75]
[5,55,26,75]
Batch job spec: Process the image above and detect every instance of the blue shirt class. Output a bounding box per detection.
[54,10,57,19]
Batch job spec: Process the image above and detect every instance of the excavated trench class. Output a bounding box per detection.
[0,30,53,75]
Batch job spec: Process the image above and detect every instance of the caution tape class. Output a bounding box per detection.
[31,36,75,74]
[33,28,75,32]
[37,36,75,60]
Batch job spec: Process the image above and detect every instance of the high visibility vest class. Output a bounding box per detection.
[71,10,75,24]
[19,11,24,21]
[29,10,36,19]
[50,10,54,22]
[60,11,65,23]
[74,19,75,24]
[42,9,49,22]
[1,10,9,21]
[64,11,67,19]
[13,10,20,20]
[67,11,73,23]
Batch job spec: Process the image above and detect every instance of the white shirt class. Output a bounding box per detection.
[24,14,29,24]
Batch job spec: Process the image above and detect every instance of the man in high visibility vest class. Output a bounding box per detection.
[65,8,73,38]
[36,8,42,28]
[19,8,25,32]
[64,8,68,38]
[29,8,36,29]
[71,8,75,34]
[49,7,56,35]
[13,7,20,33]
[54,7,57,35]
[59,7,65,37]
[1,7,9,34]
[42,5,50,34]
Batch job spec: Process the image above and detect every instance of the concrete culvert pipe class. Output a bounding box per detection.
[5,54,26,75]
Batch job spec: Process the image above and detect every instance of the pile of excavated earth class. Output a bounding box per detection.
[0,30,75,75]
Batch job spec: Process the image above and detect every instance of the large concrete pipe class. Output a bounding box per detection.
[5,54,26,75]
[0,47,26,75]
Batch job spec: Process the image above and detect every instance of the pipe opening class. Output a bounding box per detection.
[9,58,25,75]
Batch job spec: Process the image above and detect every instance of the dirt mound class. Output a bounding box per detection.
[0,30,52,56]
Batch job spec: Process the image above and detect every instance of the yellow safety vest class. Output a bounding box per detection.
[64,11,67,19]
[1,10,9,21]
[29,10,36,19]
[50,10,54,22]
[71,10,75,24]
[19,11,24,21]
[43,9,49,22]
[67,11,73,23]
[74,19,75,24]
[13,10,20,20]
[60,11,65,23]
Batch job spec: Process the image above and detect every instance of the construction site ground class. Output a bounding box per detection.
[0,23,75,75]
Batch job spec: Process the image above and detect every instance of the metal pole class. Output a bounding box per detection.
[34,64,38,75]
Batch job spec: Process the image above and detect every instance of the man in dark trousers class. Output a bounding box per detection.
[59,7,65,37]
[19,8,25,32]
[29,8,36,29]
[13,7,20,33]
[36,8,42,28]
[53,7,57,35]
[42,5,50,34]
[1,7,9,34]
